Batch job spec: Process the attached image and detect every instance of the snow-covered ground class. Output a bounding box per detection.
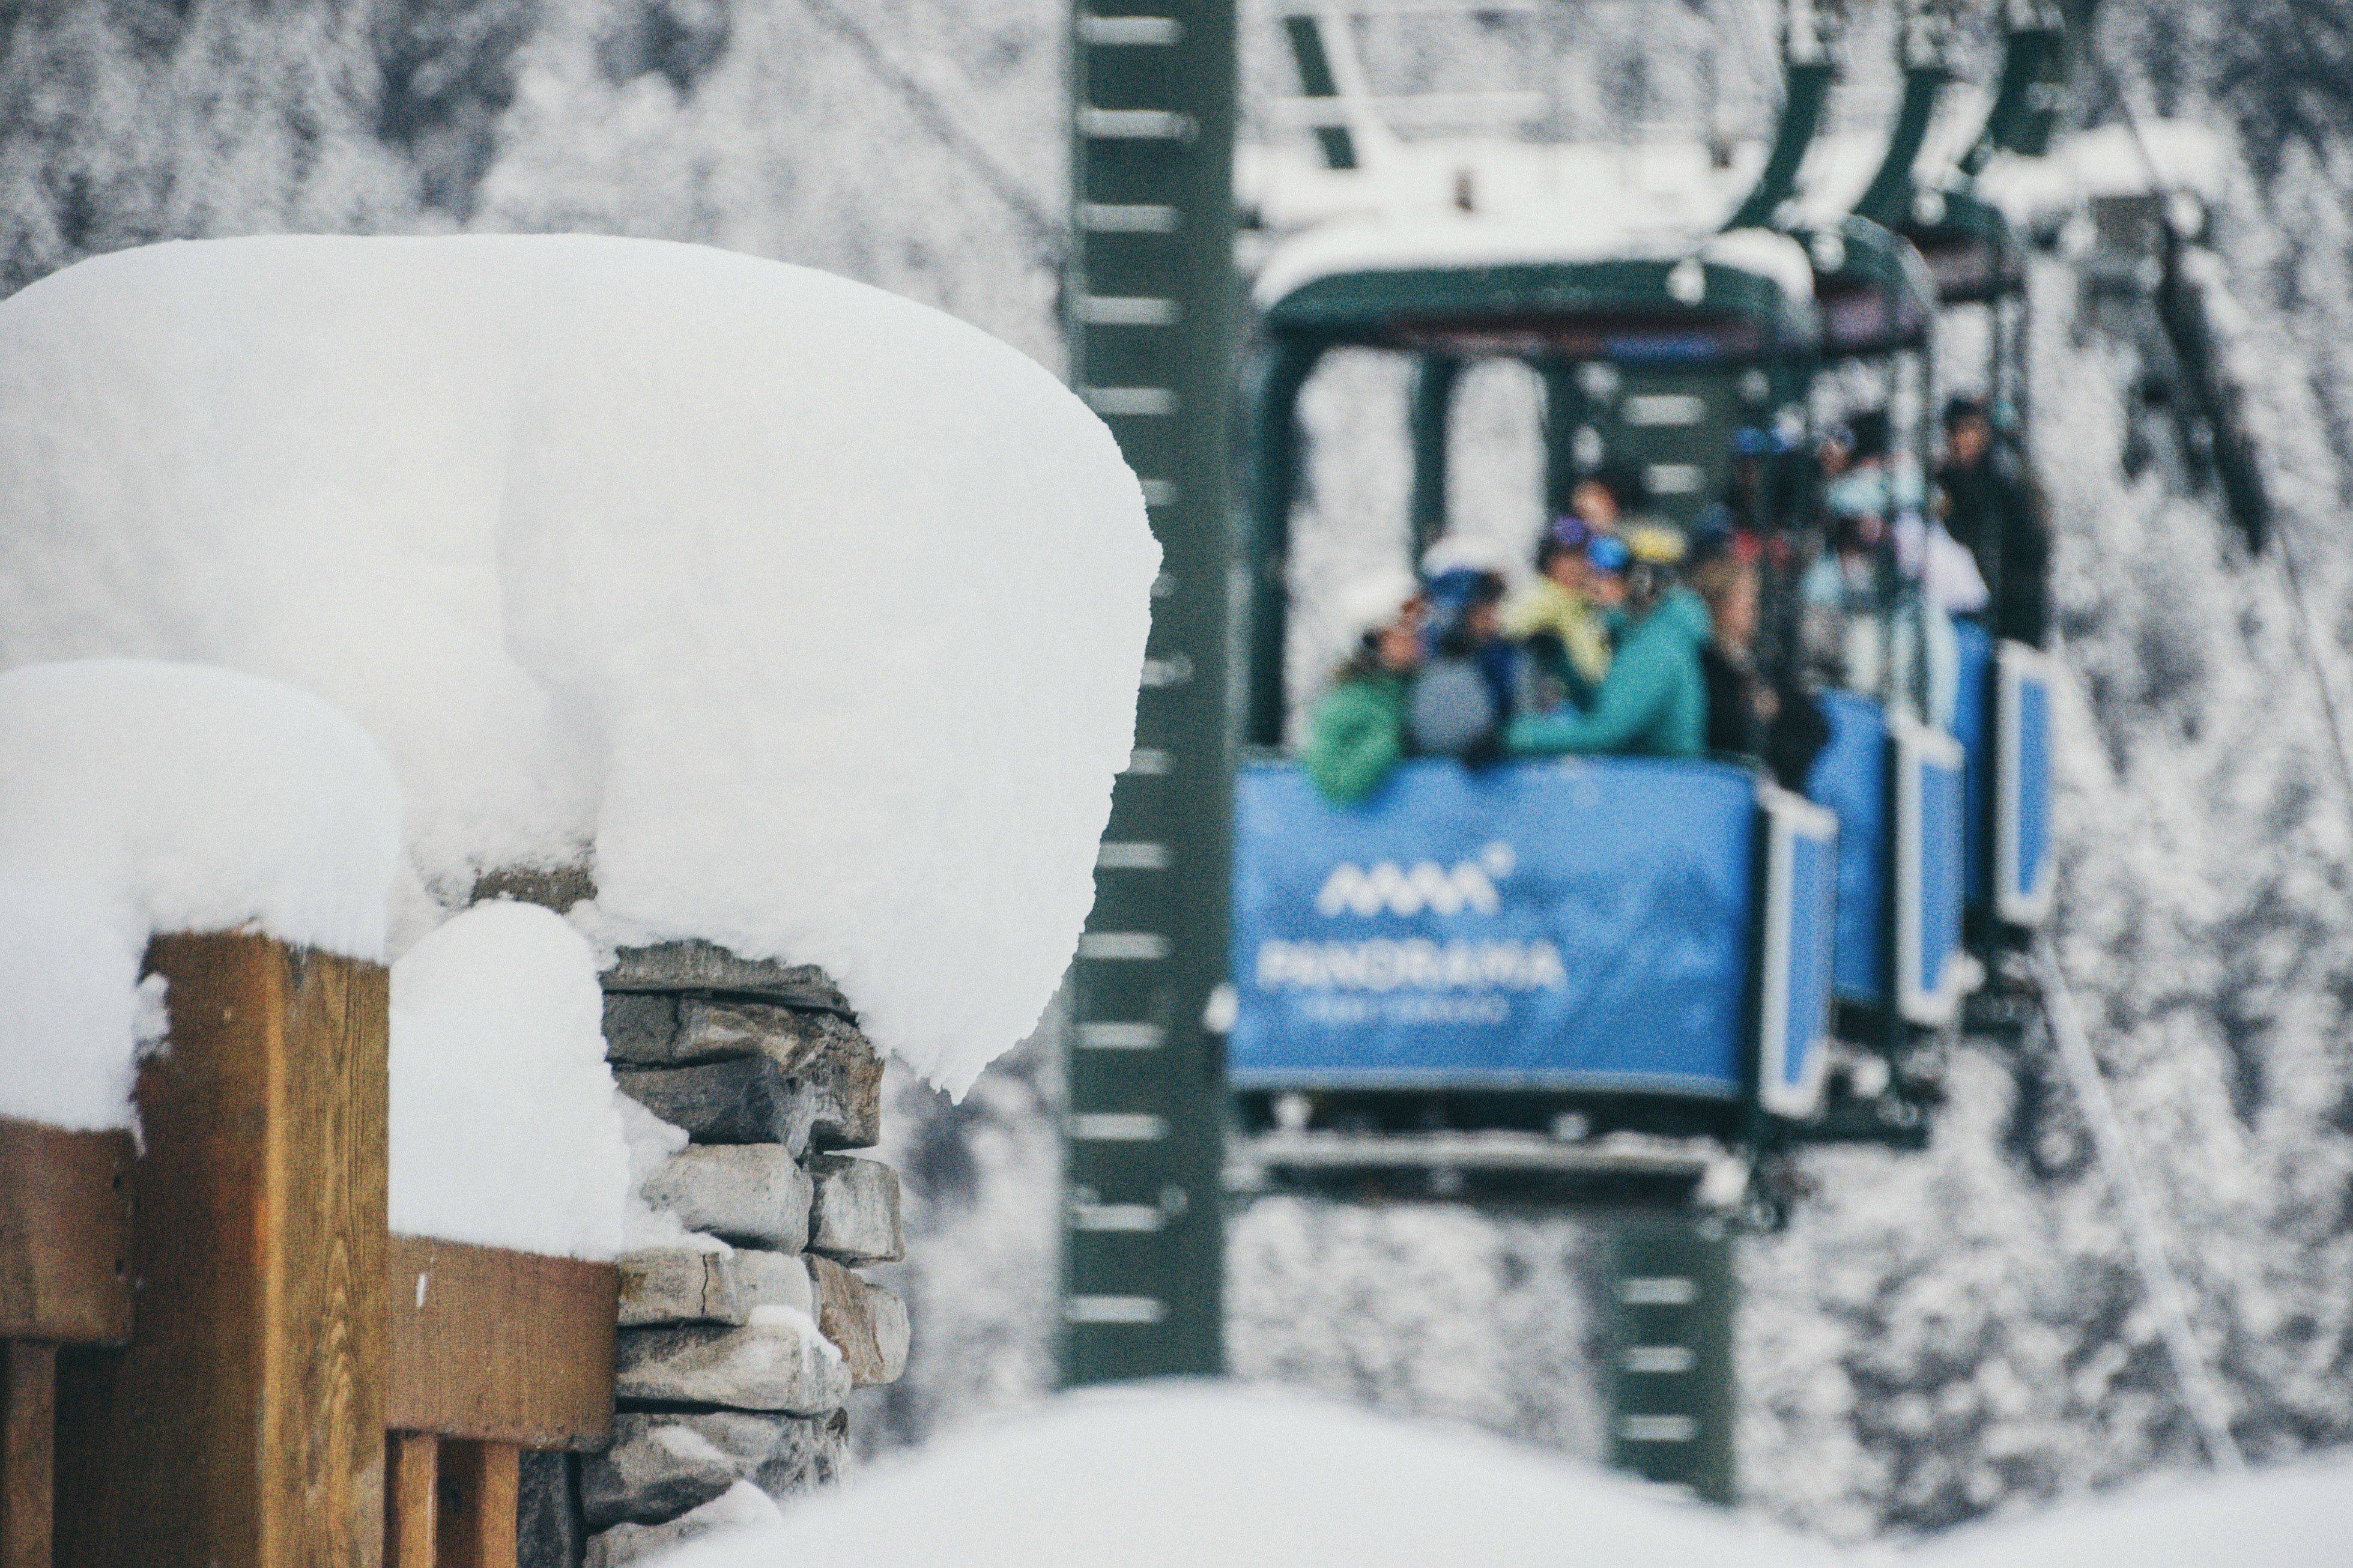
[635,1385,2353,1568]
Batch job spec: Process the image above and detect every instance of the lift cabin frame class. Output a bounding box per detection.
[1237,243,1829,1177]
[1880,2,2067,983]
[1770,213,1972,1149]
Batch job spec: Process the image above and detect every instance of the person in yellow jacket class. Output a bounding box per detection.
[1504,516,1627,710]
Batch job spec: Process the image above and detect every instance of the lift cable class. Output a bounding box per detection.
[2269,543,2353,820]
[2033,928,2248,1473]
[789,0,1066,269]
[2085,41,2353,815]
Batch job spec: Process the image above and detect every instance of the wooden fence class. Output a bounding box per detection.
[0,933,617,1568]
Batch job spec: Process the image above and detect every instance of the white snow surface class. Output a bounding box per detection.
[0,660,401,1130]
[637,1385,1832,1568]
[0,235,1159,1093]
[636,1384,2353,1568]
[620,1093,722,1254]
[387,901,628,1259]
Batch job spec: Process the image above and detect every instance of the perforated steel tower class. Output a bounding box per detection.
[1056,0,1238,1384]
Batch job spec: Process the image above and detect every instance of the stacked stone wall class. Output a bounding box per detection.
[522,940,908,1567]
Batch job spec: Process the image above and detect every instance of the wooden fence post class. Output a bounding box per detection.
[55,933,390,1568]
[0,1345,55,1568]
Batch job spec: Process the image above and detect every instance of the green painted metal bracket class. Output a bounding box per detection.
[1242,339,1321,750]
[1282,14,1357,171]
[1407,356,1462,557]
[1722,59,1835,233]
[1962,3,2069,173]
[1853,64,1952,229]
[1854,4,1963,229]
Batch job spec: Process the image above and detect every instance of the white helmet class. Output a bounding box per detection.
[1418,532,1513,578]
[1330,564,1420,647]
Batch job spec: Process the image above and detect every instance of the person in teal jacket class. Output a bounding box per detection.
[1303,568,1423,803]
[1506,572,1721,759]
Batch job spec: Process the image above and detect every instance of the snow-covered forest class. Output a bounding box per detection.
[11,0,2353,1546]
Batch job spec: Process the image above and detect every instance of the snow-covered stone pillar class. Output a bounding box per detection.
[563,941,907,1568]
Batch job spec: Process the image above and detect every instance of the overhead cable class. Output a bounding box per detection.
[790,0,1065,268]
[2034,931,2246,1472]
[2085,30,2353,813]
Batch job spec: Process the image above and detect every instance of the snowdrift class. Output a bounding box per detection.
[637,1385,1833,1568]
[388,901,629,1259]
[629,1385,2353,1568]
[0,235,1160,1092]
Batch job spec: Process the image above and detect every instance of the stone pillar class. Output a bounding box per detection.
[565,942,907,1568]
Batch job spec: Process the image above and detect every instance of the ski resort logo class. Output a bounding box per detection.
[1315,842,1517,919]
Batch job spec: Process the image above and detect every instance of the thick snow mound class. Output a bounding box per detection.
[636,1384,1832,1568]
[388,901,628,1259]
[0,881,157,1133]
[1908,1458,2353,1567]
[0,661,401,1130]
[0,235,1158,1092]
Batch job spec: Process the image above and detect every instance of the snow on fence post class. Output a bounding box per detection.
[53,933,390,1568]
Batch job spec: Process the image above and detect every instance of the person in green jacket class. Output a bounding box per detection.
[1506,558,1745,760]
[1303,567,1423,803]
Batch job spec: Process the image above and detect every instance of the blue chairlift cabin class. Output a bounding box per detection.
[1221,0,2062,1196]
[1770,1,2059,1089]
[1229,226,1845,1199]
[1843,2,2063,978]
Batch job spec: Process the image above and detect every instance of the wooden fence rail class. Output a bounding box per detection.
[0,1118,133,1568]
[0,934,616,1568]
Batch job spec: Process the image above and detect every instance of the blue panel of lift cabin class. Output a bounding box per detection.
[1805,691,1891,1007]
[1997,643,2057,925]
[1228,758,1759,1097]
[1782,829,1837,1096]
[1758,795,1840,1118]
[1904,723,1967,1016]
[1951,617,1995,912]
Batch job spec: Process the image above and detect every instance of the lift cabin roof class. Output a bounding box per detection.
[1802,216,1938,359]
[1256,226,1820,368]
[1902,187,2026,306]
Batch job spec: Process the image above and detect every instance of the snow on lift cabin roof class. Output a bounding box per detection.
[1238,132,1766,242]
[0,660,401,1131]
[0,235,1160,1095]
[1252,208,1815,314]
[1976,120,2234,231]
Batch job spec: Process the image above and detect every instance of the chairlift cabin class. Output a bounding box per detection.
[1228,228,1840,1203]
[1770,2,2055,1085]
[1871,4,2065,972]
[1772,214,1973,1128]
